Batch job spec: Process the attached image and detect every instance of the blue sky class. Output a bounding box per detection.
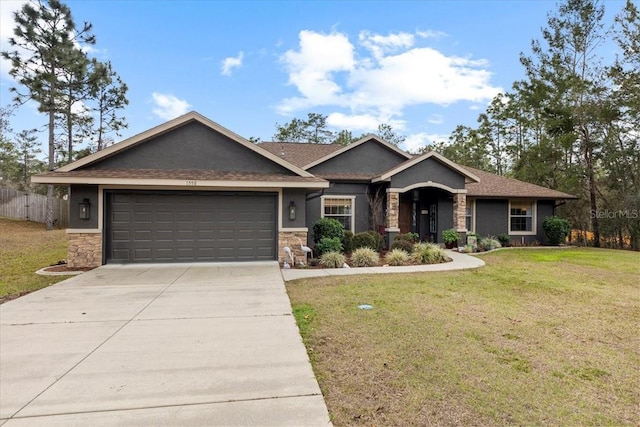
[0,0,626,154]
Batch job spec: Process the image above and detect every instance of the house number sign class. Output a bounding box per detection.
[186,180,197,186]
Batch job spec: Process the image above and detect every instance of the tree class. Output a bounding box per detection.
[374,123,406,146]
[0,107,20,187]
[89,59,128,151]
[2,0,95,229]
[14,129,44,191]
[519,0,609,246]
[333,129,356,146]
[273,113,335,143]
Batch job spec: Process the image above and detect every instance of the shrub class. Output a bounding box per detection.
[352,232,377,250]
[385,248,410,266]
[342,230,354,253]
[391,237,414,253]
[497,233,511,247]
[543,216,571,245]
[366,231,386,252]
[412,242,451,264]
[394,232,419,243]
[315,237,343,255]
[319,251,346,268]
[442,228,460,245]
[350,247,380,267]
[312,218,344,244]
[478,236,502,251]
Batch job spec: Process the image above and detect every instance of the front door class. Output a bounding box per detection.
[399,198,412,234]
[429,203,438,242]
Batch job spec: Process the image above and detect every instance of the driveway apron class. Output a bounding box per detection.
[0,262,331,426]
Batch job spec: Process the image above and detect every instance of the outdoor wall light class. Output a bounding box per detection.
[289,201,296,221]
[79,198,91,220]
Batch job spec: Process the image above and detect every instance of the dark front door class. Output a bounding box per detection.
[399,198,412,234]
[105,191,277,263]
[428,203,438,242]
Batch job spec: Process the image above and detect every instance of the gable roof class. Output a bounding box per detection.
[56,111,314,178]
[259,142,342,168]
[301,135,412,170]
[373,151,481,183]
[463,166,577,199]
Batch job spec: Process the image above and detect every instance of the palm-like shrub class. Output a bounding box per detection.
[319,251,346,268]
[350,247,379,267]
[385,248,410,266]
[412,242,451,264]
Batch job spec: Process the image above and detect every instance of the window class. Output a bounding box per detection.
[321,196,355,231]
[509,200,536,234]
[465,199,475,233]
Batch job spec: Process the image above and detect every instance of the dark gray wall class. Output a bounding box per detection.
[475,199,509,237]
[390,157,466,190]
[83,121,294,174]
[69,185,99,229]
[308,140,407,176]
[305,182,370,244]
[474,199,555,244]
[282,188,307,228]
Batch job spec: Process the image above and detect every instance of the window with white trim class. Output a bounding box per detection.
[321,196,355,232]
[509,200,536,234]
[465,199,475,233]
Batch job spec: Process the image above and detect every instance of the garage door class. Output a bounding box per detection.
[105,191,277,263]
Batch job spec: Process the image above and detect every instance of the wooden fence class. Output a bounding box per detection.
[0,187,69,228]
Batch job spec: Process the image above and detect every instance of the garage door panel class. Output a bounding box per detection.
[106,191,276,263]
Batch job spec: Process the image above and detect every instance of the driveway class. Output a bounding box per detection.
[0,262,331,426]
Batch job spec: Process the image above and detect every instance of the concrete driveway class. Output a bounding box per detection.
[0,262,331,426]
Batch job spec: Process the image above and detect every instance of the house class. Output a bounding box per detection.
[32,112,576,268]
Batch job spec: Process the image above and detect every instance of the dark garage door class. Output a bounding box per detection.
[105,191,277,263]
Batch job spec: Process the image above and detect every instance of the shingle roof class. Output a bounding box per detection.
[34,169,327,183]
[259,142,343,168]
[462,166,577,199]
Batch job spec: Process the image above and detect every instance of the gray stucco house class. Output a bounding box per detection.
[33,111,576,268]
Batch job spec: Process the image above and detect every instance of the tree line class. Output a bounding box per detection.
[1,0,128,228]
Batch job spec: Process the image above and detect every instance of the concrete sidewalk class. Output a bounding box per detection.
[281,250,484,281]
[0,262,331,426]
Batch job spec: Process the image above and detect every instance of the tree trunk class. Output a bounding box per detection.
[586,147,600,247]
[46,104,55,231]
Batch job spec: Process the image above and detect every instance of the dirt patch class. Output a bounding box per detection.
[41,265,95,273]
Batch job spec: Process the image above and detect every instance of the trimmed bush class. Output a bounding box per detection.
[350,247,380,267]
[391,238,414,253]
[543,216,571,245]
[315,237,343,255]
[385,248,410,266]
[319,251,346,268]
[352,232,377,250]
[312,218,344,244]
[342,230,354,253]
[497,233,511,247]
[369,231,386,252]
[412,242,451,264]
[394,232,419,243]
[478,236,502,251]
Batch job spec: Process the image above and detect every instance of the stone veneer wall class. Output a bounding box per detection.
[68,232,102,268]
[386,192,399,229]
[278,230,309,265]
[453,193,467,232]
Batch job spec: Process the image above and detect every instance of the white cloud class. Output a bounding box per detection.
[221,51,244,76]
[0,0,28,77]
[277,29,502,127]
[417,30,447,40]
[402,132,450,153]
[326,112,380,132]
[427,114,444,125]
[278,30,355,114]
[151,92,191,120]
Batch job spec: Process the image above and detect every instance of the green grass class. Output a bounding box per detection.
[287,248,640,426]
[0,217,68,300]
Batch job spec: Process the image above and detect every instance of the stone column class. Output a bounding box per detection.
[453,192,467,245]
[385,191,400,248]
[67,230,103,268]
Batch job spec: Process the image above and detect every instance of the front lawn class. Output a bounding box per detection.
[287,248,640,426]
[0,217,68,301]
